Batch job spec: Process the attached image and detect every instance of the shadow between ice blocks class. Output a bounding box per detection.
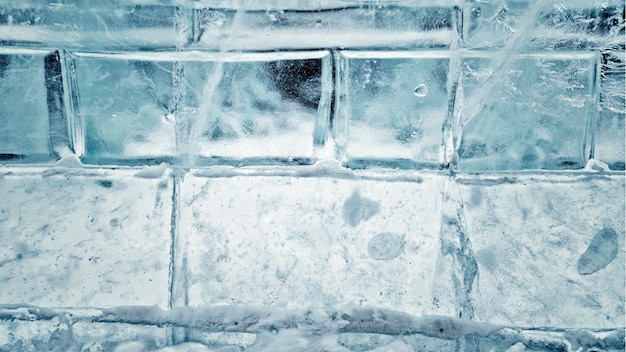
[66,50,331,166]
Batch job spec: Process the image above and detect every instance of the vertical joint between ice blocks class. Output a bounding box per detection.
[585,51,602,161]
[333,51,350,163]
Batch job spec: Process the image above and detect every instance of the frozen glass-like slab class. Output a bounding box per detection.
[458,52,599,170]
[0,168,172,308]
[68,52,177,164]
[181,51,332,165]
[337,51,450,169]
[0,3,176,50]
[463,1,624,50]
[187,3,457,51]
[595,50,625,170]
[459,173,625,329]
[0,49,56,162]
[69,51,332,166]
[179,172,453,317]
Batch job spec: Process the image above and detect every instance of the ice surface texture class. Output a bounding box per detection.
[0,1,622,169]
[0,1,624,351]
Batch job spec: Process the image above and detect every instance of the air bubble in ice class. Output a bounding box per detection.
[414,84,428,97]
[342,189,380,227]
[368,233,405,260]
[577,227,618,275]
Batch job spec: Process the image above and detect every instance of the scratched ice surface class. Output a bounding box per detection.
[0,1,624,351]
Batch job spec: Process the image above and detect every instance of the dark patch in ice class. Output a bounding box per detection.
[610,161,625,170]
[474,248,497,272]
[577,227,618,275]
[469,187,482,207]
[0,55,9,78]
[367,233,405,260]
[0,153,23,161]
[342,189,380,227]
[268,59,321,109]
[97,180,113,188]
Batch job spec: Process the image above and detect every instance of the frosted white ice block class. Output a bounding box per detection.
[0,49,54,162]
[0,169,172,308]
[68,52,176,164]
[179,173,454,317]
[337,51,450,169]
[458,52,599,170]
[459,174,624,329]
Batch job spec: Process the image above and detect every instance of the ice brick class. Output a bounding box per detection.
[462,1,549,50]
[0,168,172,308]
[0,49,55,162]
[187,3,457,51]
[458,52,599,170]
[0,4,176,50]
[463,1,624,53]
[459,174,625,328]
[0,319,169,351]
[179,173,453,317]
[72,321,169,351]
[181,51,331,165]
[595,50,625,170]
[338,51,450,169]
[68,52,176,164]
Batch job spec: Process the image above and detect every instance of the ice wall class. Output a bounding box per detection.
[0,1,624,351]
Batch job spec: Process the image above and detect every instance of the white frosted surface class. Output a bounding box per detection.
[0,168,172,308]
[459,174,625,328]
[180,173,452,317]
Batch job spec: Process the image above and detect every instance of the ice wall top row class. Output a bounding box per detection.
[0,1,623,51]
[0,1,623,170]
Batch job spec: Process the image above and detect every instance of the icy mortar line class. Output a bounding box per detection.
[0,304,623,350]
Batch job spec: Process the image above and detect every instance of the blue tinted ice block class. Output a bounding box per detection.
[179,51,332,166]
[69,52,176,164]
[458,52,599,170]
[0,49,63,163]
[337,51,450,169]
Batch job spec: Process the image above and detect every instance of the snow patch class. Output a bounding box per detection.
[584,159,611,172]
[134,163,169,179]
[55,154,83,168]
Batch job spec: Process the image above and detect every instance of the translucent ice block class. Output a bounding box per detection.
[0,3,177,50]
[458,52,599,170]
[68,52,176,164]
[337,51,450,169]
[181,51,332,165]
[186,2,458,51]
[595,50,625,170]
[0,49,56,162]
